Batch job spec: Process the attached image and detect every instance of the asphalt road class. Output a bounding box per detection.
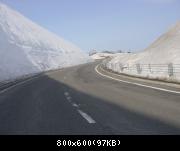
[0,61,180,135]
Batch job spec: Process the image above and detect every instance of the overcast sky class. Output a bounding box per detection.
[1,0,180,52]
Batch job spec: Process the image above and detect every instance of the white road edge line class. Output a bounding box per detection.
[95,64,180,95]
[0,76,40,94]
[78,109,96,124]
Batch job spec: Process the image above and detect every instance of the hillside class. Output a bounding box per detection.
[106,22,180,81]
[0,2,91,81]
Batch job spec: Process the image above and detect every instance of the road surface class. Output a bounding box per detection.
[0,61,180,134]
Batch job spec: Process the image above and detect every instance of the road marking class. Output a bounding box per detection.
[67,96,72,100]
[63,92,95,124]
[78,109,96,124]
[64,92,69,96]
[95,64,180,95]
[0,76,40,95]
[63,91,95,123]
[72,103,79,108]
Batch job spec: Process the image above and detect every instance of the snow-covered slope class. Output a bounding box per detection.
[0,2,91,81]
[109,22,180,65]
[105,22,180,81]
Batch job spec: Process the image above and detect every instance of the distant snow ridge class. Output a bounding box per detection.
[91,52,115,60]
[0,2,91,81]
[105,21,180,82]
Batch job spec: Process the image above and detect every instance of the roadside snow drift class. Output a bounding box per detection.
[0,2,91,81]
[105,22,180,82]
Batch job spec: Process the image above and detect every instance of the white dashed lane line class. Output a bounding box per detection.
[64,91,96,124]
[72,103,79,108]
[64,92,69,96]
[78,109,96,124]
[66,96,72,102]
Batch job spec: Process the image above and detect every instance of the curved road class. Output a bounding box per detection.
[0,61,180,134]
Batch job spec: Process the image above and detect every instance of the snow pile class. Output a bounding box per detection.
[105,22,180,82]
[91,52,115,60]
[0,2,91,81]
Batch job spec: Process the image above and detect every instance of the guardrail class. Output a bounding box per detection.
[102,59,180,81]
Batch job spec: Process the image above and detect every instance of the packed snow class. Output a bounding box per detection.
[0,2,91,82]
[105,22,180,82]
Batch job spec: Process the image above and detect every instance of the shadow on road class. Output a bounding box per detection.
[46,75,180,135]
[0,74,180,135]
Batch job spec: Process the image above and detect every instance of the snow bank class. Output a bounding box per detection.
[104,22,180,82]
[0,2,91,81]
